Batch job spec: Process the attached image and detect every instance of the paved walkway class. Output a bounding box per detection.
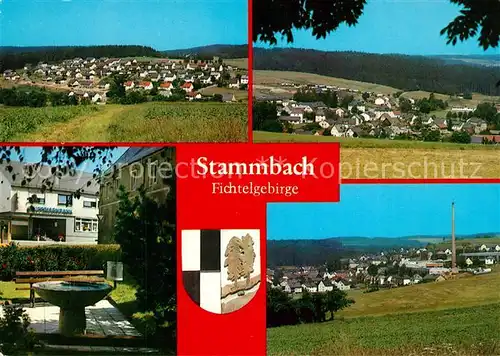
[1,300,140,337]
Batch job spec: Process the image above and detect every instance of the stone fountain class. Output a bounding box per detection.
[33,281,112,336]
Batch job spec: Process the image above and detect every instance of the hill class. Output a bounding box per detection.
[432,54,500,67]
[253,48,500,96]
[0,44,248,72]
[267,269,500,355]
[162,44,247,60]
[267,234,500,266]
[0,45,162,72]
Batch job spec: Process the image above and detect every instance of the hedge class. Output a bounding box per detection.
[0,242,122,281]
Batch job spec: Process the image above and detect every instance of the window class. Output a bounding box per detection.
[149,161,158,186]
[58,194,73,207]
[75,218,98,232]
[32,194,45,204]
[130,169,140,190]
[83,200,97,208]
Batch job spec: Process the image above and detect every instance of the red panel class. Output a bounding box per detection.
[177,143,340,356]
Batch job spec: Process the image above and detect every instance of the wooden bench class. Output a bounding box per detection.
[15,270,105,307]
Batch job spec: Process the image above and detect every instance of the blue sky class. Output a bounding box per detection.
[9,147,127,173]
[0,0,247,49]
[267,184,500,239]
[257,0,499,55]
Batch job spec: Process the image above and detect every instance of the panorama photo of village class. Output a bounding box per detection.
[266,184,500,356]
[253,0,500,178]
[0,0,248,142]
[0,146,176,355]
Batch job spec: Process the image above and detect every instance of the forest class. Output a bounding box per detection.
[0,44,247,72]
[253,48,500,96]
[0,45,161,72]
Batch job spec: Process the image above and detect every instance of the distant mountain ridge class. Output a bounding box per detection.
[267,233,500,266]
[254,47,500,96]
[0,44,247,72]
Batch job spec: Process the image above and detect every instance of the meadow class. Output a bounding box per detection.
[253,131,500,179]
[268,270,500,355]
[254,70,500,107]
[0,102,248,142]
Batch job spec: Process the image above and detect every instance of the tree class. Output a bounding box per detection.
[399,97,412,113]
[0,147,116,198]
[450,130,471,144]
[253,101,279,130]
[113,185,176,335]
[254,0,500,52]
[362,92,370,101]
[325,287,355,321]
[224,237,244,288]
[241,233,256,285]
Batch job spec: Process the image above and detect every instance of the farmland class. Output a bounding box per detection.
[254,70,500,107]
[268,270,500,356]
[0,102,248,142]
[253,131,500,179]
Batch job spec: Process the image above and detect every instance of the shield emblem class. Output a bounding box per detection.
[181,229,261,314]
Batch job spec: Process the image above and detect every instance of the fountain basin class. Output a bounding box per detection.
[33,281,112,336]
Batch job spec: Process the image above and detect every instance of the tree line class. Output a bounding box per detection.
[0,45,161,72]
[0,87,85,107]
[254,48,500,96]
[267,286,354,328]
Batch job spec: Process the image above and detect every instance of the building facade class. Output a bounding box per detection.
[98,147,175,243]
[0,162,99,244]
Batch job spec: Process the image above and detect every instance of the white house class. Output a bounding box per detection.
[317,280,334,292]
[240,75,249,85]
[0,162,99,244]
[332,280,350,291]
[315,110,326,122]
[335,108,345,117]
[374,97,385,106]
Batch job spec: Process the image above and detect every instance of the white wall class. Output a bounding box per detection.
[0,171,12,213]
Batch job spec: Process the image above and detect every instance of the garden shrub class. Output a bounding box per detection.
[0,243,121,281]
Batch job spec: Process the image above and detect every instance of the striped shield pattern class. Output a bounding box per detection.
[181,229,261,314]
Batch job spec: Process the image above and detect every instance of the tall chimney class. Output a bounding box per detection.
[451,201,457,272]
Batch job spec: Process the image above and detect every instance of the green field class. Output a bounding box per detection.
[253,131,500,178]
[199,86,248,100]
[254,70,500,106]
[0,102,248,142]
[225,58,248,69]
[268,269,500,355]
[254,131,499,149]
[432,237,500,250]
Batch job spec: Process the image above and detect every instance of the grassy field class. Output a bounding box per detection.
[253,131,500,178]
[254,70,500,106]
[1,102,248,142]
[199,86,248,100]
[254,70,397,94]
[225,58,248,69]
[268,270,500,355]
[432,237,500,250]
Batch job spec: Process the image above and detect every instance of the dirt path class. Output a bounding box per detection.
[25,105,128,142]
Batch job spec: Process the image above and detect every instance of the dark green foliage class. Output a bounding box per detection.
[474,102,499,125]
[293,88,338,107]
[0,242,121,280]
[267,285,354,327]
[450,131,471,144]
[253,0,367,44]
[440,0,500,50]
[112,186,176,334]
[0,87,48,107]
[253,48,500,96]
[417,93,447,113]
[162,44,247,60]
[0,305,40,355]
[253,101,281,131]
[0,45,161,72]
[254,0,499,52]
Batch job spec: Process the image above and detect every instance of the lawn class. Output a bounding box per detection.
[254,70,398,94]
[267,303,500,356]
[253,131,500,179]
[198,86,248,100]
[432,237,500,250]
[1,102,248,142]
[225,58,248,69]
[268,271,500,355]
